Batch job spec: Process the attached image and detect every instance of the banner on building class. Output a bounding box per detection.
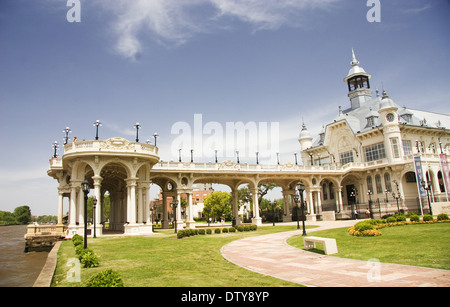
[413,156,427,198]
[439,153,450,199]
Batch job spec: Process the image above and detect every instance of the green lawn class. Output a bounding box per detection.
[287,223,450,270]
[53,225,312,287]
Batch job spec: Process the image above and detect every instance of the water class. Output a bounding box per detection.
[0,225,49,287]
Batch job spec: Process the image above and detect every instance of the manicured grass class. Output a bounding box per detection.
[53,225,315,287]
[287,223,450,270]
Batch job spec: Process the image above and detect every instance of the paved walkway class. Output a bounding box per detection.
[221,220,450,287]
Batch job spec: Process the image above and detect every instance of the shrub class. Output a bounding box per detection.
[423,214,434,222]
[79,249,100,268]
[206,229,212,234]
[243,225,250,231]
[386,216,397,223]
[409,214,420,222]
[250,224,258,231]
[395,214,406,222]
[236,225,244,232]
[214,228,221,234]
[75,244,85,256]
[228,227,236,233]
[72,234,83,247]
[354,221,374,232]
[85,269,124,287]
[222,228,228,233]
[177,230,185,239]
[437,213,449,221]
[198,229,206,235]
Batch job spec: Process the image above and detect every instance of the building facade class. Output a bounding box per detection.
[46,51,450,237]
[299,50,450,216]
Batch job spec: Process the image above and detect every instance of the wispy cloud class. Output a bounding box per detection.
[402,4,432,15]
[100,0,339,61]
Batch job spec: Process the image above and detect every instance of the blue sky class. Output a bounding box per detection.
[0,0,449,216]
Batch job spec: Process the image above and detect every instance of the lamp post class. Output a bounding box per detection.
[190,149,194,163]
[392,192,401,214]
[295,183,307,236]
[93,120,102,140]
[215,150,218,163]
[52,141,59,158]
[93,197,97,238]
[81,179,91,249]
[153,132,159,146]
[350,189,357,219]
[171,199,178,233]
[134,123,141,142]
[236,151,240,164]
[63,127,71,145]
[256,152,259,165]
[294,152,298,165]
[367,190,374,219]
[178,148,182,162]
[421,180,433,215]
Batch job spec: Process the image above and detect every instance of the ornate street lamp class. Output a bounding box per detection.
[81,179,91,249]
[294,183,307,236]
[153,132,159,147]
[392,192,401,214]
[52,141,59,158]
[171,199,178,233]
[190,149,194,163]
[93,120,102,140]
[367,190,374,219]
[236,150,240,164]
[134,123,141,142]
[421,180,433,215]
[294,152,298,165]
[178,148,182,162]
[256,152,259,164]
[62,127,71,145]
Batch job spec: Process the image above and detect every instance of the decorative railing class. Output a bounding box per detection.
[25,224,65,238]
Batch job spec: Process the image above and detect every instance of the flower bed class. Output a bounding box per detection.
[348,214,450,237]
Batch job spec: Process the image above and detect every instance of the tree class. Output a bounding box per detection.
[13,205,32,224]
[203,191,232,221]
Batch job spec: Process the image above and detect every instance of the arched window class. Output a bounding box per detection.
[384,173,392,192]
[367,176,374,194]
[322,183,328,200]
[375,174,383,194]
[329,183,335,200]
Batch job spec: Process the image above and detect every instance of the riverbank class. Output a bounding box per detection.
[0,225,48,287]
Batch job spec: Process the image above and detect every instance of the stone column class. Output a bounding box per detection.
[57,190,64,225]
[93,176,103,236]
[186,192,196,229]
[69,185,78,226]
[251,187,262,226]
[231,187,240,225]
[176,193,184,230]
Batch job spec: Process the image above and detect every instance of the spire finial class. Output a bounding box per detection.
[351,48,359,66]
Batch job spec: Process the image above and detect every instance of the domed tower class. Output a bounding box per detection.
[378,89,404,163]
[344,49,373,110]
[299,122,313,164]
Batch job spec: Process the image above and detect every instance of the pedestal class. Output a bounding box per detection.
[252,217,262,226]
[186,220,196,229]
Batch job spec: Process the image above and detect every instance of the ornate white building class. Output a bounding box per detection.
[46,51,450,238]
[299,50,450,216]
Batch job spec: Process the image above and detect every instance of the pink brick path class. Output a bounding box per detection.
[221,221,450,287]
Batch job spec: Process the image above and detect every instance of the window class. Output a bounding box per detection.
[340,151,354,165]
[329,183,335,200]
[384,173,392,192]
[390,138,400,159]
[403,140,412,156]
[365,143,386,162]
[375,174,383,194]
[367,176,374,194]
[322,183,328,200]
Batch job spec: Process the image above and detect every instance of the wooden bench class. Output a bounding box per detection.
[303,236,338,255]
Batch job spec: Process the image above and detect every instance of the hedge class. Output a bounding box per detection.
[177,224,257,239]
